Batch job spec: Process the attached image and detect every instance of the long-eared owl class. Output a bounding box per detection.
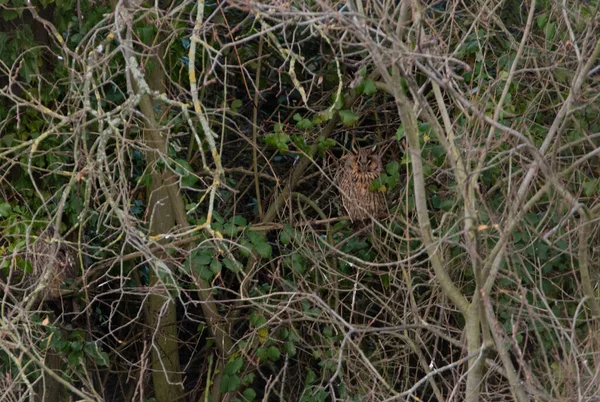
[337,146,386,221]
[28,234,76,301]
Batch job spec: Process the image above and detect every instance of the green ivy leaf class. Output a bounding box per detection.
[254,241,272,258]
[265,133,290,152]
[439,198,454,211]
[362,79,377,96]
[84,342,97,356]
[68,350,84,368]
[296,118,313,130]
[242,373,256,386]
[70,340,84,351]
[239,239,253,257]
[396,125,405,141]
[247,231,273,258]
[339,110,358,127]
[194,265,213,281]
[545,22,556,41]
[537,13,548,29]
[2,9,20,21]
[386,161,400,176]
[317,136,336,154]
[1,134,14,147]
[285,254,305,274]
[231,99,243,112]
[175,159,198,187]
[224,357,244,375]
[256,345,280,361]
[291,135,310,154]
[21,55,38,83]
[0,203,11,218]
[97,351,110,366]
[266,346,280,361]
[370,175,387,192]
[231,215,248,227]
[193,253,212,265]
[285,341,297,356]
[138,25,157,44]
[210,258,222,275]
[305,369,317,384]
[223,258,242,273]
[279,226,292,245]
[212,211,225,224]
[314,110,333,124]
[220,374,241,393]
[223,223,238,237]
[256,347,268,361]
[246,231,264,245]
[242,388,257,401]
[250,313,267,328]
[583,180,597,197]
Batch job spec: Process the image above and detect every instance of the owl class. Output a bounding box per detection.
[337,146,387,221]
[28,234,76,301]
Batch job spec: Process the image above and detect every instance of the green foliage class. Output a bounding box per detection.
[256,345,280,362]
[221,356,246,394]
[338,109,358,126]
[285,253,306,274]
[174,159,199,187]
[313,110,333,124]
[395,125,405,141]
[355,78,377,96]
[372,161,401,192]
[1,1,598,401]
[300,387,329,402]
[45,327,110,372]
[242,388,257,401]
[220,372,241,393]
[184,248,221,280]
[317,136,336,154]
[223,257,243,273]
[294,113,314,130]
[245,231,272,258]
[0,0,25,21]
[0,25,39,82]
[279,224,294,244]
[0,202,11,218]
[231,99,243,113]
[265,133,291,152]
[290,134,310,154]
[331,92,345,110]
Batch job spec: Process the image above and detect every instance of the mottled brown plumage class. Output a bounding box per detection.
[337,146,386,221]
[29,235,76,300]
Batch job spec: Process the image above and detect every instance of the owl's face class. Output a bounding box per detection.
[349,147,382,176]
[355,148,380,173]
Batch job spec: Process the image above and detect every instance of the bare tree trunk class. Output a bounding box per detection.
[127,20,234,402]
[139,53,185,402]
[34,350,66,402]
